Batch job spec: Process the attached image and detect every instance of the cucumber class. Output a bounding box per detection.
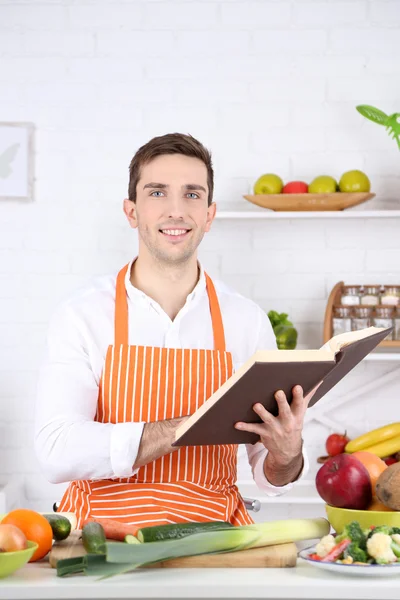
[137,520,233,543]
[54,511,78,531]
[43,514,72,541]
[125,534,140,544]
[82,521,107,555]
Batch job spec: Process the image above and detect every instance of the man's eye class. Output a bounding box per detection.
[187,193,199,199]
[150,191,164,197]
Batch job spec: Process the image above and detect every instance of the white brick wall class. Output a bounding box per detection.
[0,0,399,515]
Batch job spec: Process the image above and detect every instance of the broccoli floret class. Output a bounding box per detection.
[343,542,368,563]
[336,521,367,549]
[391,527,400,536]
[367,525,392,540]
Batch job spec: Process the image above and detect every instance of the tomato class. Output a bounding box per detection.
[282,181,308,194]
[326,432,349,456]
[0,524,27,552]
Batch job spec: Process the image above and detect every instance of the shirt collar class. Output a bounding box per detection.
[124,257,207,307]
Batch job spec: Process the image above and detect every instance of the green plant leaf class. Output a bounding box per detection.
[356,105,389,126]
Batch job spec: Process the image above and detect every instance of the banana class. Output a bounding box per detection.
[345,422,400,453]
[358,436,400,459]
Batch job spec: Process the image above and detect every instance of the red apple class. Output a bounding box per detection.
[282,181,308,194]
[315,454,372,509]
[326,432,349,456]
[384,456,397,466]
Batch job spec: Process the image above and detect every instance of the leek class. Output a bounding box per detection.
[57,555,133,578]
[57,528,259,579]
[106,528,259,564]
[241,517,330,548]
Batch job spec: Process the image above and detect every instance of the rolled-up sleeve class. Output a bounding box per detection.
[34,303,144,484]
[247,442,309,496]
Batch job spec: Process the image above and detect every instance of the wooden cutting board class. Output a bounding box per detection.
[49,531,297,568]
[49,531,86,568]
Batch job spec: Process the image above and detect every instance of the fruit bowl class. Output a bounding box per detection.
[0,541,38,578]
[325,504,400,533]
[243,192,375,212]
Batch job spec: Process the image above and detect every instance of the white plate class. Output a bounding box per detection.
[299,545,400,577]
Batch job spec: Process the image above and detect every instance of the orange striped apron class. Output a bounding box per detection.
[58,263,253,529]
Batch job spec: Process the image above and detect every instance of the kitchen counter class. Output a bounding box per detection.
[0,559,399,600]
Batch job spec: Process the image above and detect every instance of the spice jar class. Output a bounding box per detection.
[373,306,394,340]
[332,306,352,337]
[380,286,400,306]
[352,306,373,331]
[394,307,400,341]
[340,286,361,306]
[360,285,381,306]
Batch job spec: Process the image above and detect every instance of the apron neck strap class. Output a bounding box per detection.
[204,272,226,352]
[115,264,130,346]
[114,264,226,352]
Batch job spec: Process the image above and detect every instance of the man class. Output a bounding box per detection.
[35,133,314,529]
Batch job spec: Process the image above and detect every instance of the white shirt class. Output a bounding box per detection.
[34,260,308,496]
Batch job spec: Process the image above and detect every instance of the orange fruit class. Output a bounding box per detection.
[352,451,387,495]
[2,509,53,562]
[368,497,393,512]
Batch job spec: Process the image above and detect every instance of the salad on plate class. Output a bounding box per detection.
[299,520,400,575]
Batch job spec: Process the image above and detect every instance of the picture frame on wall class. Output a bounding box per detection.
[0,122,35,201]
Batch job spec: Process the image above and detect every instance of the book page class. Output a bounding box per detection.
[252,349,336,362]
[324,326,387,354]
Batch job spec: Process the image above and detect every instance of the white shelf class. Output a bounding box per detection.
[216,209,400,219]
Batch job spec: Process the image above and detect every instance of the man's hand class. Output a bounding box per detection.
[133,416,189,471]
[234,384,320,486]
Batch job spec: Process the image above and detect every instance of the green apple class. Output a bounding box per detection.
[308,175,337,194]
[253,173,283,194]
[339,170,370,193]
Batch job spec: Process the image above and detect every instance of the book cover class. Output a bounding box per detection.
[173,326,393,447]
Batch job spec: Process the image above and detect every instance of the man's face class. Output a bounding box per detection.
[125,154,216,266]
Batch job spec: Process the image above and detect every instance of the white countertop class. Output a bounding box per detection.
[1,558,399,600]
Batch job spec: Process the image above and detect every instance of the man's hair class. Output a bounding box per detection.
[128,133,214,206]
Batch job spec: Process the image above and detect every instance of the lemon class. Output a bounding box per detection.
[339,170,370,193]
[308,175,337,194]
[253,174,283,195]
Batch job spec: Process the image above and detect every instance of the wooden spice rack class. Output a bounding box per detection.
[323,281,400,348]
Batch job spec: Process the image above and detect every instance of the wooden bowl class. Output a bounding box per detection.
[243,192,375,212]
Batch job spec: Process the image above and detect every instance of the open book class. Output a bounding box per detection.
[172,326,393,447]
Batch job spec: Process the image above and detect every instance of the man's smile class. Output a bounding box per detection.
[159,228,192,241]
